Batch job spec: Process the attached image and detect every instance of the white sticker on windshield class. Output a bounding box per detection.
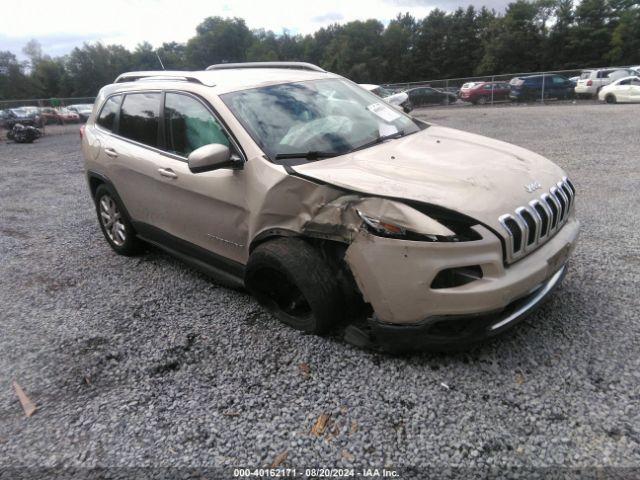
[367,102,401,122]
[378,123,399,137]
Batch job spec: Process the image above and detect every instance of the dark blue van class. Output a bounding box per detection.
[509,74,574,101]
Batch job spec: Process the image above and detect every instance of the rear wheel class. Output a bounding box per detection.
[477,96,488,105]
[245,238,344,334]
[94,184,143,256]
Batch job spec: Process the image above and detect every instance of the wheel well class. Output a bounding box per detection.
[248,234,371,321]
[89,176,104,199]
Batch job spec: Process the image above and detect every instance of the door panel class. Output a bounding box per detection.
[152,92,249,263]
[150,159,248,263]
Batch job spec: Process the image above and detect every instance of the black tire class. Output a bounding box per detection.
[477,96,488,105]
[94,184,143,256]
[245,238,344,334]
[402,101,413,113]
[605,94,616,104]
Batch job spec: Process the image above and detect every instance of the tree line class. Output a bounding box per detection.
[1,0,639,100]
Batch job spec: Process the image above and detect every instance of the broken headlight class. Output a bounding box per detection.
[356,209,481,242]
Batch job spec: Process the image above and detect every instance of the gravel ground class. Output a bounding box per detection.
[1,103,639,479]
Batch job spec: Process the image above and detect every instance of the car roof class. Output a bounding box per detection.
[612,75,640,84]
[103,68,341,97]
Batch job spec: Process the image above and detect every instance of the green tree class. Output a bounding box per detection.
[157,42,188,70]
[568,0,613,66]
[477,0,544,74]
[65,43,133,96]
[381,13,418,82]
[608,3,640,64]
[321,20,385,82]
[132,42,162,70]
[0,51,33,99]
[186,17,253,68]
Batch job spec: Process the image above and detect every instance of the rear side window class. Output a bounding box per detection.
[164,93,229,157]
[119,93,161,147]
[97,95,121,132]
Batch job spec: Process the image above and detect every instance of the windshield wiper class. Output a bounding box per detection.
[349,130,405,154]
[274,151,339,160]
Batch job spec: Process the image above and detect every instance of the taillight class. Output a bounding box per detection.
[79,125,85,139]
[586,80,592,86]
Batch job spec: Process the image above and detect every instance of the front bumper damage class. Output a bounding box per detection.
[345,265,566,352]
[342,216,579,352]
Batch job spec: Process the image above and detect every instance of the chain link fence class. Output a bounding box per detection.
[383,65,639,108]
[2,63,639,141]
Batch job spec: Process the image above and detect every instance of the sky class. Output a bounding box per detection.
[0,0,511,59]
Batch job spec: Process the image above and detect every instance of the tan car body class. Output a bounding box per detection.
[83,66,579,348]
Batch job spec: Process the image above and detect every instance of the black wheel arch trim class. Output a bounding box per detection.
[87,170,136,227]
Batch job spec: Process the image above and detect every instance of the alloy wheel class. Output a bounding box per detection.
[99,194,126,246]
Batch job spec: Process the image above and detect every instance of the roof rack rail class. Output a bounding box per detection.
[114,71,214,86]
[205,62,326,73]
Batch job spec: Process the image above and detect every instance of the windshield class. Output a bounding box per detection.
[221,78,420,162]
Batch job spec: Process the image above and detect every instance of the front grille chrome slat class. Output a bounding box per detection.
[499,177,576,264]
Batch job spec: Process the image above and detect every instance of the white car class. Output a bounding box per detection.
[574,68,636,98]
[360,84,411,112]
[598,76,640,103]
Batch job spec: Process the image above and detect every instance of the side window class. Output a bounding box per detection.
[164,93,229,157]
[96,95,122,132]
[631,79,640,86]
[119,93,161,147]
[619,79,630,86]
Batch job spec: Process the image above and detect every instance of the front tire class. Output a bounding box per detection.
[605,94,617,104]
[245,238,344,334]
[94,184,143,256]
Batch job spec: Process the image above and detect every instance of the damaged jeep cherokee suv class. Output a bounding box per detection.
[82,62,579,352]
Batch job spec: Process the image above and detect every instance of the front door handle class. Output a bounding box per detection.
[104,147,118,158]
[158,168,178,179]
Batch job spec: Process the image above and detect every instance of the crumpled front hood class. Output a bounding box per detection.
[293,125,567,235]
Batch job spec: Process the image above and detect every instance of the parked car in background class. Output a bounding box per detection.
[67,104,94,121]
[58,108,81,123]
[0,110,9,128]
[40,107,80,124]
[509,74,574,102]
[360,84,412,112]
[459,81,511,105]
[598,76,640,103]
[2,107,41,128]
[631,66,640,75]
[404,86,457,107]
[574,68,636,98]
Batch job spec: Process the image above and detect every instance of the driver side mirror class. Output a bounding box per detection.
[188,143,243,173]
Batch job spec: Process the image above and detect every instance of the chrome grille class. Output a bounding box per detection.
[499,177,575,263]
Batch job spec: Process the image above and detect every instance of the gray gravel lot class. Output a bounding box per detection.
[1,103,639,478]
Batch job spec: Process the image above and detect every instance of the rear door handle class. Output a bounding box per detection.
[158,168,178,179]
[104,147,118,158]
